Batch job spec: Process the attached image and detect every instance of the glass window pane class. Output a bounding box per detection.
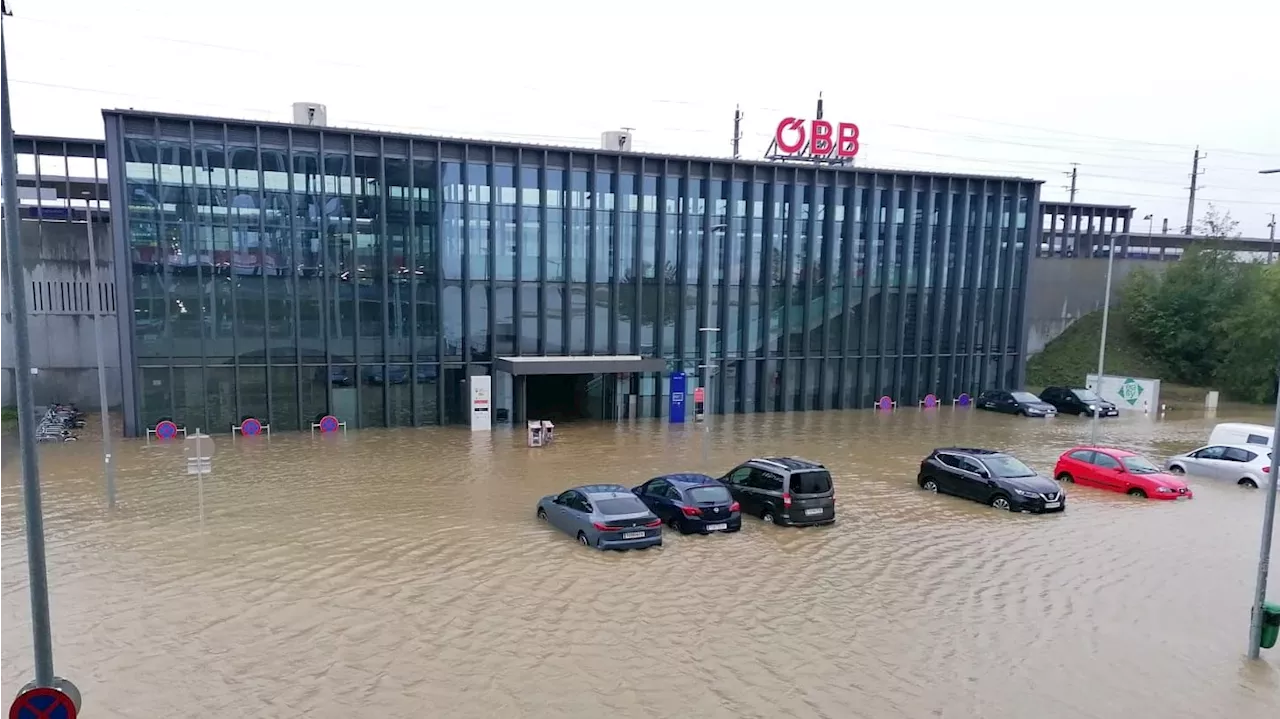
[207,365,238,431]
[301,365,330,426]
[469,282,490,358]
[495,286,515,355]
[593,285,610,354]
[495,203,515,281]
[238,366,269,425]
[443,283,462,357]
[520,285,540,354]
[544,285,564,354]
[547,206,564,282]
[359,365,385,427]
[172,367,206,430]
[388,363,412,427]
[413,159,438,360]
[568,284,587,354]
[521,205,540,282]
[270,365,299,431]
[413,364,439,425]
[593,172,613,283]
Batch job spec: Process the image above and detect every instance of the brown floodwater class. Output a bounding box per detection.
[3,406,1279,718]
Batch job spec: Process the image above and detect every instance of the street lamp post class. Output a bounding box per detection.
[1247,167,1280,659]
[2,5,58,689]
[82,191,116,508]
[1091,234,1116,447]
[698,224,728,461]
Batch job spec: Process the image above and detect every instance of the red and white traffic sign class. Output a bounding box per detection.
[9,686,77,719]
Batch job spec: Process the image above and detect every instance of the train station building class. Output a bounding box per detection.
[8,109,1042,435]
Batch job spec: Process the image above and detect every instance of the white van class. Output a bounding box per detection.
[1209,422,1274,449]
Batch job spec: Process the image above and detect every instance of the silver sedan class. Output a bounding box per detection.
[1165,444,1273,489]
[536,484,663,550]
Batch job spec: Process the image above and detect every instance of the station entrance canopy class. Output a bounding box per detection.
[493,355,667,376]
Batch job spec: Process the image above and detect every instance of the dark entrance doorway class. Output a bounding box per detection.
[496,355,667,425]
[527,374,590,423]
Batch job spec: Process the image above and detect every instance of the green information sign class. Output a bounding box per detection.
[1117,377,1145,406]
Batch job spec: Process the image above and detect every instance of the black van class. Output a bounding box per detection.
[719,457,836,526]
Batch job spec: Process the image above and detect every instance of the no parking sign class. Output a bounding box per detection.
[9,686,76,719]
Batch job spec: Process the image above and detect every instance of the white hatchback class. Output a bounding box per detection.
[1165,443,1273,489]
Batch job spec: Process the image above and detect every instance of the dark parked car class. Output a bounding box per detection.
[719,457,835,526]
[632,473,741,534]
[536,484,663,550]
[976,390,1057,417]
[917,448,1066,513]
[1039,386,1118,417]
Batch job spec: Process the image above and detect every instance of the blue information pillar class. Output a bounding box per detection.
[669,372,687,424]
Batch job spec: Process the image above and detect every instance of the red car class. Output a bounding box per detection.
[1053,447,1193,500]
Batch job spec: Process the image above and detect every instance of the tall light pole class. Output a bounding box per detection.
[1091,234,1116,447]
[698,223,727,461]
[2,1,57,688]
[82,189,116,507]
[1247,167,1280,660]
[1267,213,1276,266]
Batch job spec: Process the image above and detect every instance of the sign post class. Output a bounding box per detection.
[669,372,687,424]
[185,430,215,531]
[470,375,492,432]
[2,5,56,690]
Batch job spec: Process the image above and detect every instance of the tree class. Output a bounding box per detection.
[1121,243,1255,384]
[1195,203,1242,240]
[1215,264,1280,403]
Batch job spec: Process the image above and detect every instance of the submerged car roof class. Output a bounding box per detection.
[654,473,719,487]
[751,456,826,471]
[933,447,1007,457]
[577,484,635,498]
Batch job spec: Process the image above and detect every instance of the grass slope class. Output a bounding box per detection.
[1025,310,1211,405]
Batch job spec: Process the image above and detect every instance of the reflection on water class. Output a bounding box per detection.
[3,407,1279,718]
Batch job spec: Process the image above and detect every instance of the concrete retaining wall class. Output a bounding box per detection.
[1,217,123,409]
[1024,256,1168,356]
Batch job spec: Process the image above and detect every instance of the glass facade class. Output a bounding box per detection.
[104,112,1039,435]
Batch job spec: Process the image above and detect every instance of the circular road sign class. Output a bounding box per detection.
[240,417,263,436]
[9,686,77,719]
[318,415,340,433]
[155,420,178,439]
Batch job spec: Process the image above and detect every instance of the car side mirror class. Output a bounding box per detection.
[978,470,990,479]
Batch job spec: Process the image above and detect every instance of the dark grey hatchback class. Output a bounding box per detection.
[719,457,836,526]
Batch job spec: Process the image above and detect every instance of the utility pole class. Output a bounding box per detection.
[83,189,116,508]
[2,1,57,689]
[1061,164,1078,256]
[731,105,742,160]
[1184,146,1206,235]
[1267,213,1276,265]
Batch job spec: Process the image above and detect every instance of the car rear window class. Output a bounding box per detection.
[789,471,832,495]
[687,485,731,503]
[595,497,649,515]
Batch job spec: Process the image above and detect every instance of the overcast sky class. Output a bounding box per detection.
[5,0,1278,236]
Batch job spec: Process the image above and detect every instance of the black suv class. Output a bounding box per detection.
[1038,386,1118,417]
[976,389,1057,417]
[719,457,835,526]
[917,448,1065,513]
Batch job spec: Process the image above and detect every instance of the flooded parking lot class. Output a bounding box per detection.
[3,407,1279,718]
